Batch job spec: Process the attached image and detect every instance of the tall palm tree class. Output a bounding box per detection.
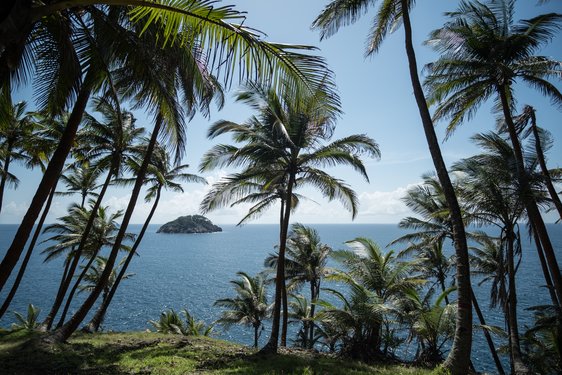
[0,91,38,213]
[514,105,562,222]
[0,0,338,298]
[201,82,380,352]
[0,112,71,320]
[454,131,549,373]
[44,98,142,330]
[390,172,504,374]
[40,203,133,330]
[215,271,269,348]
[77,255,134,328]
[264,223,331,348]
[83,144,206,332]
[58,161,102,208]
[312,1,474,369]
[424,0,562,332]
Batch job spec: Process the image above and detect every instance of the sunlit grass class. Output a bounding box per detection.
[0,330,433,374]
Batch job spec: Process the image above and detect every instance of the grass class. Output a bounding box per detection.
[0,330,433,374]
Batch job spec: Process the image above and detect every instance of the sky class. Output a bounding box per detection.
[4,0,562,225]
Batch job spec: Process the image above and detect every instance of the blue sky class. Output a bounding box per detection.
[4,0,562,225]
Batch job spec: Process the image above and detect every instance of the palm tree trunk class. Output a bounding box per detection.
[281,276,288,347]
[254,324,259,348]
[0,85,91,292]
[471,288,505,375]
[530,221,559,307]
[498,85,562,306]
[40,256,72,331]
[47,119,162,343]
[309,281,316,349]
[55,242,101,328]
[0,185,56,319]
[0,147,13,214]
[84,186,161,333]
[400,2,472,372]
[529,109,562,221]
[262,172,295,353]
[505,229,530,374]
[44,169,114,329]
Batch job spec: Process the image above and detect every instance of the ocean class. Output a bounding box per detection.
[1,223,561,374]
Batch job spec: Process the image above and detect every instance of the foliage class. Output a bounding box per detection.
[11,304,41,332]
[149,308,214,337]
[0,331,433,374]
[521,305,562,374]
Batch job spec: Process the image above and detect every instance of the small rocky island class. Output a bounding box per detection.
[156,215,222,234]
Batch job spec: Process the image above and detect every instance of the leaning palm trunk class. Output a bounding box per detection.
[530,221,559,307]
[42,169,113,330]
[505,229,529,374]
[471,289,505,375]
[400,1,472,372]
[262,172,296,353]
[529,110,562,221]
[0,141,13,214]
[0,185,56,319]
[55,238,104,328]
[498,86,562,307]
[0,86,91,292]
[48,120,161,343]
[84,186,162,332]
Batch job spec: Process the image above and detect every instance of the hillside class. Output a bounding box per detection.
[0,330,433,374]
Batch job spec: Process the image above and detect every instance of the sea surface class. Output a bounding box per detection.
[1,223,561,374]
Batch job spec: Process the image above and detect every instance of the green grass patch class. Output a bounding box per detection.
[0,331,432,374]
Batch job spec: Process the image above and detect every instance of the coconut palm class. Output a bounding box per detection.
[0,91,38,214]
[58,162,102,208]
[287,294,317,349]
[0,0,337,301]
[323,238,420,359]
[0,112,73,320]
[402,288,457,366]
[149,308,214,337]
[424,0,562,337]
[264,223,331,348]
[215,271,269,348]
[201,82,379,351]
[50,97,143,329]
[83,144,206,333]
[453,131,550,373]
[514,105,562,222]
[77,255,134,329]
[40,203,133,330]
[312,1,474,369]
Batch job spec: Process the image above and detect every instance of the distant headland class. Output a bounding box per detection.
[156,215,222,234]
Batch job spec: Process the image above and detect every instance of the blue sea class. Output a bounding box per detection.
[1,223,561,374]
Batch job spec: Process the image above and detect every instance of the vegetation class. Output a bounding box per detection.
[0,0,560,374]
[0,330,432,375]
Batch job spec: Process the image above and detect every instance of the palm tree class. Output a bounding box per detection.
[0,91,38,213]
[0,0,338,299]
[0,112,71,320]
[201,82,380,351]
[83,144,206,333]
[514,105,562,222]
[312,1,474,369]
[392,171,505,374]
[50,97,143,329]
[453,131,549,373]
[58,162,102,208]
[149,308,214,337]
[402,288,457,366]
[324,238,419,359]
[287,294,316,349]
[77,255,134,324]
[215,271,269,348]
[424,0,562,330]
[40,203,133,330]
[264,223,331,348]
